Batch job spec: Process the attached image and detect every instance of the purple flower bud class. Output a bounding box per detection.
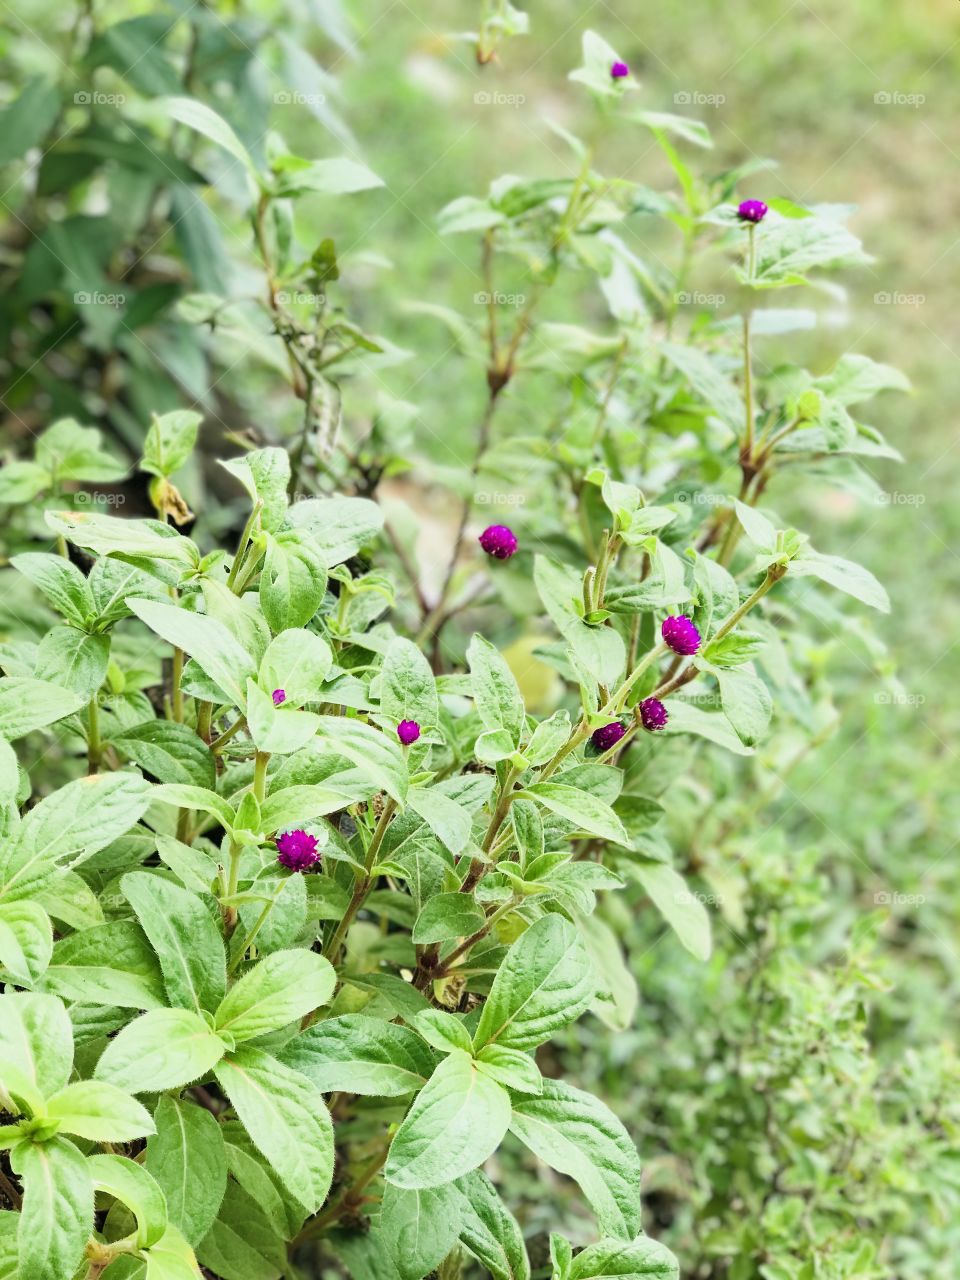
[639,697,668,731]
[610,60,630,79]
[737,199,768,224]
[591,720,626,752]
[397,719,421,745]
[272,688,286,706]
[661,615,701,656]
[276,829,320,872]
[478,525,518,560]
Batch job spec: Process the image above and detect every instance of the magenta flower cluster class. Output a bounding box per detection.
[639,697,668,732]
[397,719,421,745]
[737,198,768,224]
[591,721,626,752]
[662,615,701,656]
[479,525,518,560]
[276,829,320,872]
[610,60,630,79]
[272,688,286,706]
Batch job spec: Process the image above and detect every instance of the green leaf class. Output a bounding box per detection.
[379,1182,462,1280]
[259,531,327,633]
[11,1136,93,1280]
[412,892,486,945]
[520,783,627,844]
[34,627,110,696]
[278,1014,435,1096]
[10,553,94,626]
[385,1049,512,1189]
[214,949,335,1041]
[569,29,631,100]
[46,1079,155,1142]
[714,666,772,747]
[258,628,333,705]
[271,154,383,196]
[634,110,712,149]
[0,77,61,166]
[751,211,872,287]
[0,901,52,984]
[96,1009,226,1093]
[0,991,73,1105]
[121,871,227,1014]
[286,496,385,566]
[152,784,236,830]
[534,557,625,688]
[247,680,320,755]
[406,790,473,856]
[661,342,743,432]
[126,598,257,707]
[580,914,638,1033]
[113,720,217,789]
[141,1224,207,1279]
[473,914,595,1052]
[454,1170,530,1280]
[219,448,290,534]
[42,920,167,1010]
[146,1096,227,1246]
[628,862,712,962]
[790,549,889,611]
[0,677,85,740]
[380,637,439,736]
[87,1153,168,1249]
[196,1179,286,1280]
[509,1080,642,1239]
[414,1009,474,1055]
[215,1046,334,1214]
[660,700,753,756]
[141,410,202,478]
[46,511,198,577]
[313,715,408,802]
[468,634,525,745]
[160,97,258,179]
[567,1236,679,1280]
[476,1045,542,1094]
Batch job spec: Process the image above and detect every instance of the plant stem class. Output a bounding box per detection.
[87,697,101,774]
[326,799,397,964]
[711,566,784,644]
[742,310,755,458]
[211,716,246,754]
[229,890,279,974]
[171,647,184,722]
[253,751,269,804]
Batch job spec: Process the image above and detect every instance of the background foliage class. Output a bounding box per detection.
[0,2,958,1279]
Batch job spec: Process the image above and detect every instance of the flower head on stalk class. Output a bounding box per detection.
[610,60,630,79]
[662,615,701,656]
[397,719,421,745]
[639,697,668,731]
[276,829,320,872]
[479,525,518,560]
[591,721,626,752]
[272,688,286,706]
[737,198,768,223]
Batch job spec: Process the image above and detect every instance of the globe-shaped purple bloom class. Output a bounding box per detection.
[610,60,630,79]
[591,721,626,752]
[737,199,768,224]
[661,615,701,656]
[272,688,286,706]
[397,719,421,745]
[276,829,320,872]
[479,525,518,560]
[639,697,668,731]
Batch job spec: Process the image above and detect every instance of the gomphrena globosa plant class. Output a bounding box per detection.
[0,14,911,1280]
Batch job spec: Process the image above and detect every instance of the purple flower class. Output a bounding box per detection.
[610,60,630,79]
[737,199,768,224]
[661,615,701,656]
[639,697,668,732]
[591,721,626,752]
[397,719,421,745]
[478,525,518,560]
[272,688,286,706]
[276,829,320,872]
